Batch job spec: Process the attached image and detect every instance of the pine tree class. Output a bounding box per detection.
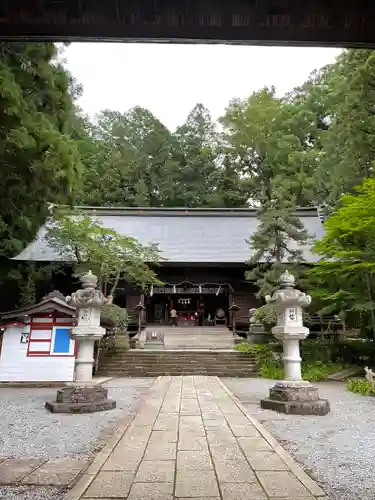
[246,193,309,298]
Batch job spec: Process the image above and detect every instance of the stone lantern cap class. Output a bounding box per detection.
[66,270,112,309]
[81,270,98,289]
[265,270,311,309]
[279,270,296,288]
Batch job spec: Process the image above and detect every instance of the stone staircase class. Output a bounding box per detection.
[98,350,258,377]
[150,326,236,350]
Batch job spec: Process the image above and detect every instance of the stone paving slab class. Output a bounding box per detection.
[0,458,46,485]
[64,376,328,500]
[22,458,90,486]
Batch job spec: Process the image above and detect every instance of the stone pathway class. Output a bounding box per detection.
[65,376,328,500]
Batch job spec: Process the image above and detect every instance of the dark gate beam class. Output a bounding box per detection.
[0,0,373,47]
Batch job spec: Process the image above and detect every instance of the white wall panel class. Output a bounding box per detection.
[0,327,75,382]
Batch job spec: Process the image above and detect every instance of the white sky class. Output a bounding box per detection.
[65,43,341,131]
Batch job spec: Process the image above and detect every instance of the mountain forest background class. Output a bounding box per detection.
[1,43,375,332]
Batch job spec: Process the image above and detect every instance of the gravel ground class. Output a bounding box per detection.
[0,486,63,500]
[222,377,375,500]
[0,377,154,500]
[0,377,154,460]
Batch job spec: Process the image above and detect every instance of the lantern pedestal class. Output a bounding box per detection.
[45,384,116,414]
[261,380,330,415]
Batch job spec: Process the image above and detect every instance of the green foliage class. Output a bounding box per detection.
[0,43,82,264]
[260,358,346,382]
[235,342,272,359]
[45,210,164,294]
[251,305,277,332]
[302,362,346,382]
[237,339,347,381]
[300,339,335,364]
[260,360,284,380]
[309,179,375,337]
[220,88,312,298]
[331,339,375,366]
[347,377,375,396]
[251,304,311,333]
[101,303,128,330]
[78,104,248,210]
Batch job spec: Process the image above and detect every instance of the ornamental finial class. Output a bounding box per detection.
[279,270,295,288]
[80,270,98,289]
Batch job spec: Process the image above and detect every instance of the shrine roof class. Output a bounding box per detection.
[1,296,75,321]
[12,206,325,264]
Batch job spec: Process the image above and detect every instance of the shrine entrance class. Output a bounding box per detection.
[145,282,231,327]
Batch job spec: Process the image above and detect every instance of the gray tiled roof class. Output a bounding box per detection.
[12,207,325,264]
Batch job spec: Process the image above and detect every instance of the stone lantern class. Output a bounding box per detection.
[260,270,330,415]
[45,271,116,413]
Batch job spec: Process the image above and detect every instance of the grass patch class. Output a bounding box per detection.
[347,377,375,396]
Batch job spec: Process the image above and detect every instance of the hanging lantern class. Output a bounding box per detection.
[150,284,154,297]
[216,285,222,296]
[173,285,176,294]
[199,284,202,294]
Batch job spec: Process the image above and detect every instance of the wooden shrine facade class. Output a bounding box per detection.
[122,264,260,331]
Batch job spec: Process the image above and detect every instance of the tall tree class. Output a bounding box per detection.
[174,104,220,206]
[220,88,313,296]
[318,50,375,207]
[0,43,82,263]
[220,87,316,208]
[79,106,180,207]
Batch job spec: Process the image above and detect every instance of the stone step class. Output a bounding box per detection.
[146,326,236,350]
[98,350,257,377]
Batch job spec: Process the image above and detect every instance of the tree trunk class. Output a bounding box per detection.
[110,273,120,297]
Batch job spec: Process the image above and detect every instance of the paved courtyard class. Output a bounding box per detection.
[65,376,327,500]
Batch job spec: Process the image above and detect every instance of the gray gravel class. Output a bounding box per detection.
[222,377,375,500]
[0,377,154,500]
[0,377,154,460]
[0,486,63,500]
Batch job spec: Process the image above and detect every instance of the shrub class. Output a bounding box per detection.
[236,340,347,381]
[347,377,375,396]
[300,340,335,364]
[252,305,277,333]
[101,304,128,330]
[235,342,270,356]
[252,304,312,333]
[332,339,375,366]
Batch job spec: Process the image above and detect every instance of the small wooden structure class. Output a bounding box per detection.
[0,292,76,383]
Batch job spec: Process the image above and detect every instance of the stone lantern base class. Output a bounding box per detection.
[260,380,330,416]
[45,384,116,414]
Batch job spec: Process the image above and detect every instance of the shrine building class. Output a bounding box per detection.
[13,207,324,332]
